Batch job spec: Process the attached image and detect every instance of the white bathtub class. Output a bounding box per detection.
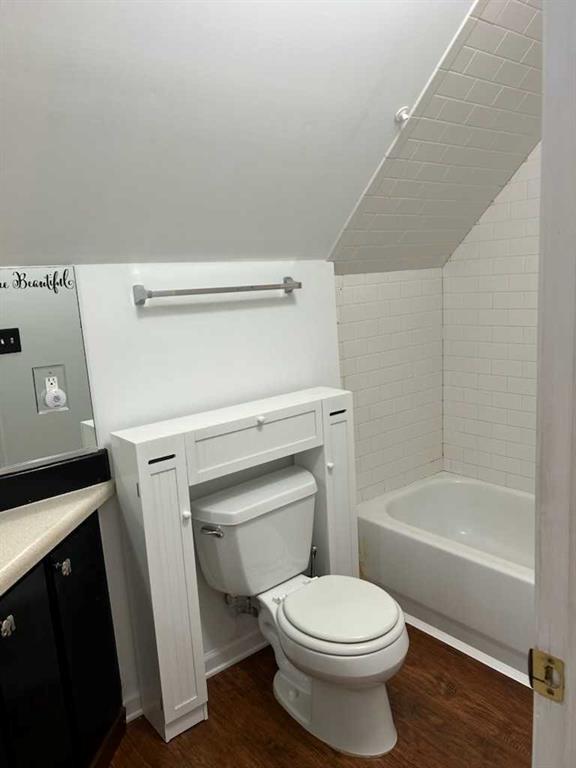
[357,472,535,674]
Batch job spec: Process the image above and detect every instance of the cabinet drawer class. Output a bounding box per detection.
[187,402,323,481]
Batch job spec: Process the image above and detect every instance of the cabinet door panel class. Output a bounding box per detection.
[0,565,73,768]
[140,449,207,725]
[46,513,122,768]
[0,731,9,766]
[324,408,358,576]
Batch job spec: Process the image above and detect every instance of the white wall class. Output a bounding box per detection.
[443,144,540,492]
[336,269,443,501]
[75,260,340,713]
[1,0,472,264]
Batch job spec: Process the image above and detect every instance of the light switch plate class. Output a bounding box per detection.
[0,328,21,354]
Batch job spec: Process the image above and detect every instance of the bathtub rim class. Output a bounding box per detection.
[357,471,534,584]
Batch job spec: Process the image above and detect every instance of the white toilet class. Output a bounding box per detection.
[191,465,409,757]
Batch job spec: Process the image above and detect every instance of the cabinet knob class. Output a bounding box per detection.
[182,510,192,521]
[326,462,335,471]
[54,558,72,576]
[256,415,266,426]
[1,615,16,638]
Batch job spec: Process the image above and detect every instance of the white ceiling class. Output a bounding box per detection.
[0,0,473,265]
[330,0,542,274]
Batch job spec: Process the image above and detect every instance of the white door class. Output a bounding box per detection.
[533,3,576,766]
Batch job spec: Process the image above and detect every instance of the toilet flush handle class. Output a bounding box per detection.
[201,525,224,538]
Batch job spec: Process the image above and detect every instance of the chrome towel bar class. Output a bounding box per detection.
[133,276,302,306]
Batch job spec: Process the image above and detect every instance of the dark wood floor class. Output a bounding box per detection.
[111,626,532,768]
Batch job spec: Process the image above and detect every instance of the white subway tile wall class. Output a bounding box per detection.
[336,269,443,501]
[331,0,542,275]
[442,143,540,492]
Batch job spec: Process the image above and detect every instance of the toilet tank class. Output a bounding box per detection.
[191,466,317,596]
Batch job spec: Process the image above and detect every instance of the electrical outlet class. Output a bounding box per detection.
[32,364,69,414]
[0,328,21,354]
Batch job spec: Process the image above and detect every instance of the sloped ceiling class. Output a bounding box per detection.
[0,0,473,266]
[330,0,542,274]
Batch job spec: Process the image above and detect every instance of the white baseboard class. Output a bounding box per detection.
[204,629,269,679]
[122,630,268,723]
[405,613,530,687]
[124,692,143,723]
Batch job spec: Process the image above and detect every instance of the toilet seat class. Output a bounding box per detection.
[277,575,403,657]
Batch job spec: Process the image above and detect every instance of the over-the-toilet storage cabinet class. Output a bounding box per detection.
[112,387,358,741]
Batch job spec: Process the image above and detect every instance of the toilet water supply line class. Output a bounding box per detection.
[309,546,318,578]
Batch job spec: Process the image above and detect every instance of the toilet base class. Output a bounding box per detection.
[273,670,398,758]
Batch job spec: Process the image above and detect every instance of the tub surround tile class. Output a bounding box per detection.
[336,269,443,502]
[0,481,115,595]
[336,145,539,498]
[443,144,539,492]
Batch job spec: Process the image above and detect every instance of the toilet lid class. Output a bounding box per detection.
[282,575,399,643]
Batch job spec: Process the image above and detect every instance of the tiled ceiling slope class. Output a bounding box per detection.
[330,0,542,274]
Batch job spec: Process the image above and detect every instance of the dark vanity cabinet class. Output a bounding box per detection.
[47,514,123,767]
[0,731,8,766]
[0,513,123,768]
[0,564,73,767]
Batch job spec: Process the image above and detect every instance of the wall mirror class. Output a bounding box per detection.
[0,266,96,473]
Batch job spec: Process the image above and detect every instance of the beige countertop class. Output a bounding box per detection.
[0,480,115,596]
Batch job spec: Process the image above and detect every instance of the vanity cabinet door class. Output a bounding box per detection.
[0,564,73,768]
[46,513,122,768]
[0,729,9,766]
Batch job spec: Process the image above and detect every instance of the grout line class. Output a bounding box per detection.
[411,117,540,142]
[396,138,532,159]
[465,15,541,46]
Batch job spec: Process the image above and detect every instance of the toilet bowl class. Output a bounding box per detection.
[191,465,408,757]
[257,574,409,757]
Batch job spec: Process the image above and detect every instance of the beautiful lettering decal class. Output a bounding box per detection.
[0,269,75,294]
